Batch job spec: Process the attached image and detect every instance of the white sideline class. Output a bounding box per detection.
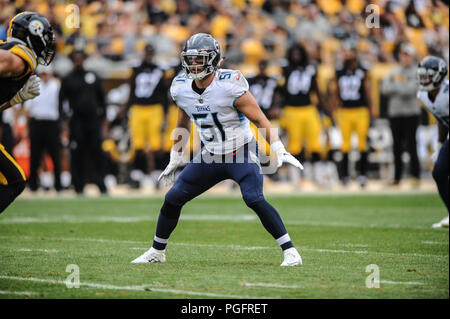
[422,241,448,245]
[0,275,274,299]
[0,290,35,296]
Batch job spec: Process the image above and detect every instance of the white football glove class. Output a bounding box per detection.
[158,150,184,187]
[271,141,304,170]
[9,75,40,106]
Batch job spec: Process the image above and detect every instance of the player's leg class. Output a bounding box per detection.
[305,106,323,184]
[356,107,370,187]
[28,119,44,191]
[128,105,147,187]
[0,144,26,214]
[228,143,301,266]
[338,108,351,184]
[389,117,404,185]
[431,139,449,228]
[131,152,225,263]
[404,116,421,185]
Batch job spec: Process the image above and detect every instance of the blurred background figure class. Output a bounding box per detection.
[277,42,325,187]
[24,64,62,192]
[59,50,108,196]
[381,43,421,187]
[121,43,170,188]
[331,45,372,188]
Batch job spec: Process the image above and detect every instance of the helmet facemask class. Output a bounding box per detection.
[181,50,218,80]
[417,67,438,91]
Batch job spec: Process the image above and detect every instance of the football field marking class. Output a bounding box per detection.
[0,290,36,296]
[0,275,277,299]
[380,280,424,285]
[0,235,447,258]
[243,282,302,289]
[16,248,59,253]
[422,241,448,245]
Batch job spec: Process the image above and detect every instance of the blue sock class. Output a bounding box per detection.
[152,201,182,250]
[248,199,294,250]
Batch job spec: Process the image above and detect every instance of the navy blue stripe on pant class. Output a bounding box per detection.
[432,139,449,212]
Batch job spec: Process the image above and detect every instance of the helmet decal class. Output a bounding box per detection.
[28,19,44,37]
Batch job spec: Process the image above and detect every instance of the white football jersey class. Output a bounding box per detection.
[417,79,449,128]
[170,69,254,154]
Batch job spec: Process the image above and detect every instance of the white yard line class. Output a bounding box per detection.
[16,248,58,253]
[243,282,302,289]
[0,215,436,230]
[1,235,447,258]
[380,280,424,285]
[0,214,257,224]
[422,241,448,245]
[0,275,275,299]
[0,290,36,296]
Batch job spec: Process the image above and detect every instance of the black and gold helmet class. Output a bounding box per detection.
[7,11,56,66]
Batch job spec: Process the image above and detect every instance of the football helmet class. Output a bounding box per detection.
[7,11,56,66]
[181,33,221,80]
[417,56,448,92]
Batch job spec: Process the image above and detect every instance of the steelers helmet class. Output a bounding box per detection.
[7,12,56,66]
[417,56,448,92]
[181,33,222,80]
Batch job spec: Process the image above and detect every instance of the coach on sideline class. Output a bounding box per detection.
[24,64,62,192]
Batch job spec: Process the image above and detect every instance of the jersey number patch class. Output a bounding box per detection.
[192,112,226,142]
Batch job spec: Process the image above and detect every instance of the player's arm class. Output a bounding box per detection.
[235,91,303,169]
[0,48,26,77]
[158,107,191,185]
[172,107,191,152]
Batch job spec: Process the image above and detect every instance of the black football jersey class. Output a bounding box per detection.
[248,74,277,118]
[0,40,37,105]
[129,62,167,106]
[280,65,316,107]
[336,65,368,108]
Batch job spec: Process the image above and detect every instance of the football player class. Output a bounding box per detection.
[123,44,171,187]
[276,43,325,186]
[330,45,373,187]
[417,56,449,228]
[0,12,55,214]
[132,33,304,266]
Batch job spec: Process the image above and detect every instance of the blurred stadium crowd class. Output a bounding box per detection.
[0,0,448,194]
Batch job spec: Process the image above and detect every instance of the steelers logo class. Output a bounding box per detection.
[28,20,44,36]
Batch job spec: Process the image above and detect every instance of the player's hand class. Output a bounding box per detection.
[9,75,40,106]
[271,141,304,170]
[158,150,184,187]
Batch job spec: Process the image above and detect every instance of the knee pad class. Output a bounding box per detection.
[160,200,182,219]
[243,192,265,207]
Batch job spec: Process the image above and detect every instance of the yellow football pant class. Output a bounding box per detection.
[337,107,369,153]
[280,105,322,155]
[129,104,163,151]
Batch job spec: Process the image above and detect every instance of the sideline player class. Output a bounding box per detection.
[131,33,304,266]
[0,12,55,214]
[417,56,449,228]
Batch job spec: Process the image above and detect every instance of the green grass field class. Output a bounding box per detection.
[0,194,448,299]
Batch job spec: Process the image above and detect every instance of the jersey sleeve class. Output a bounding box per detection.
[9,43,37,74]
[228,70,249,101]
